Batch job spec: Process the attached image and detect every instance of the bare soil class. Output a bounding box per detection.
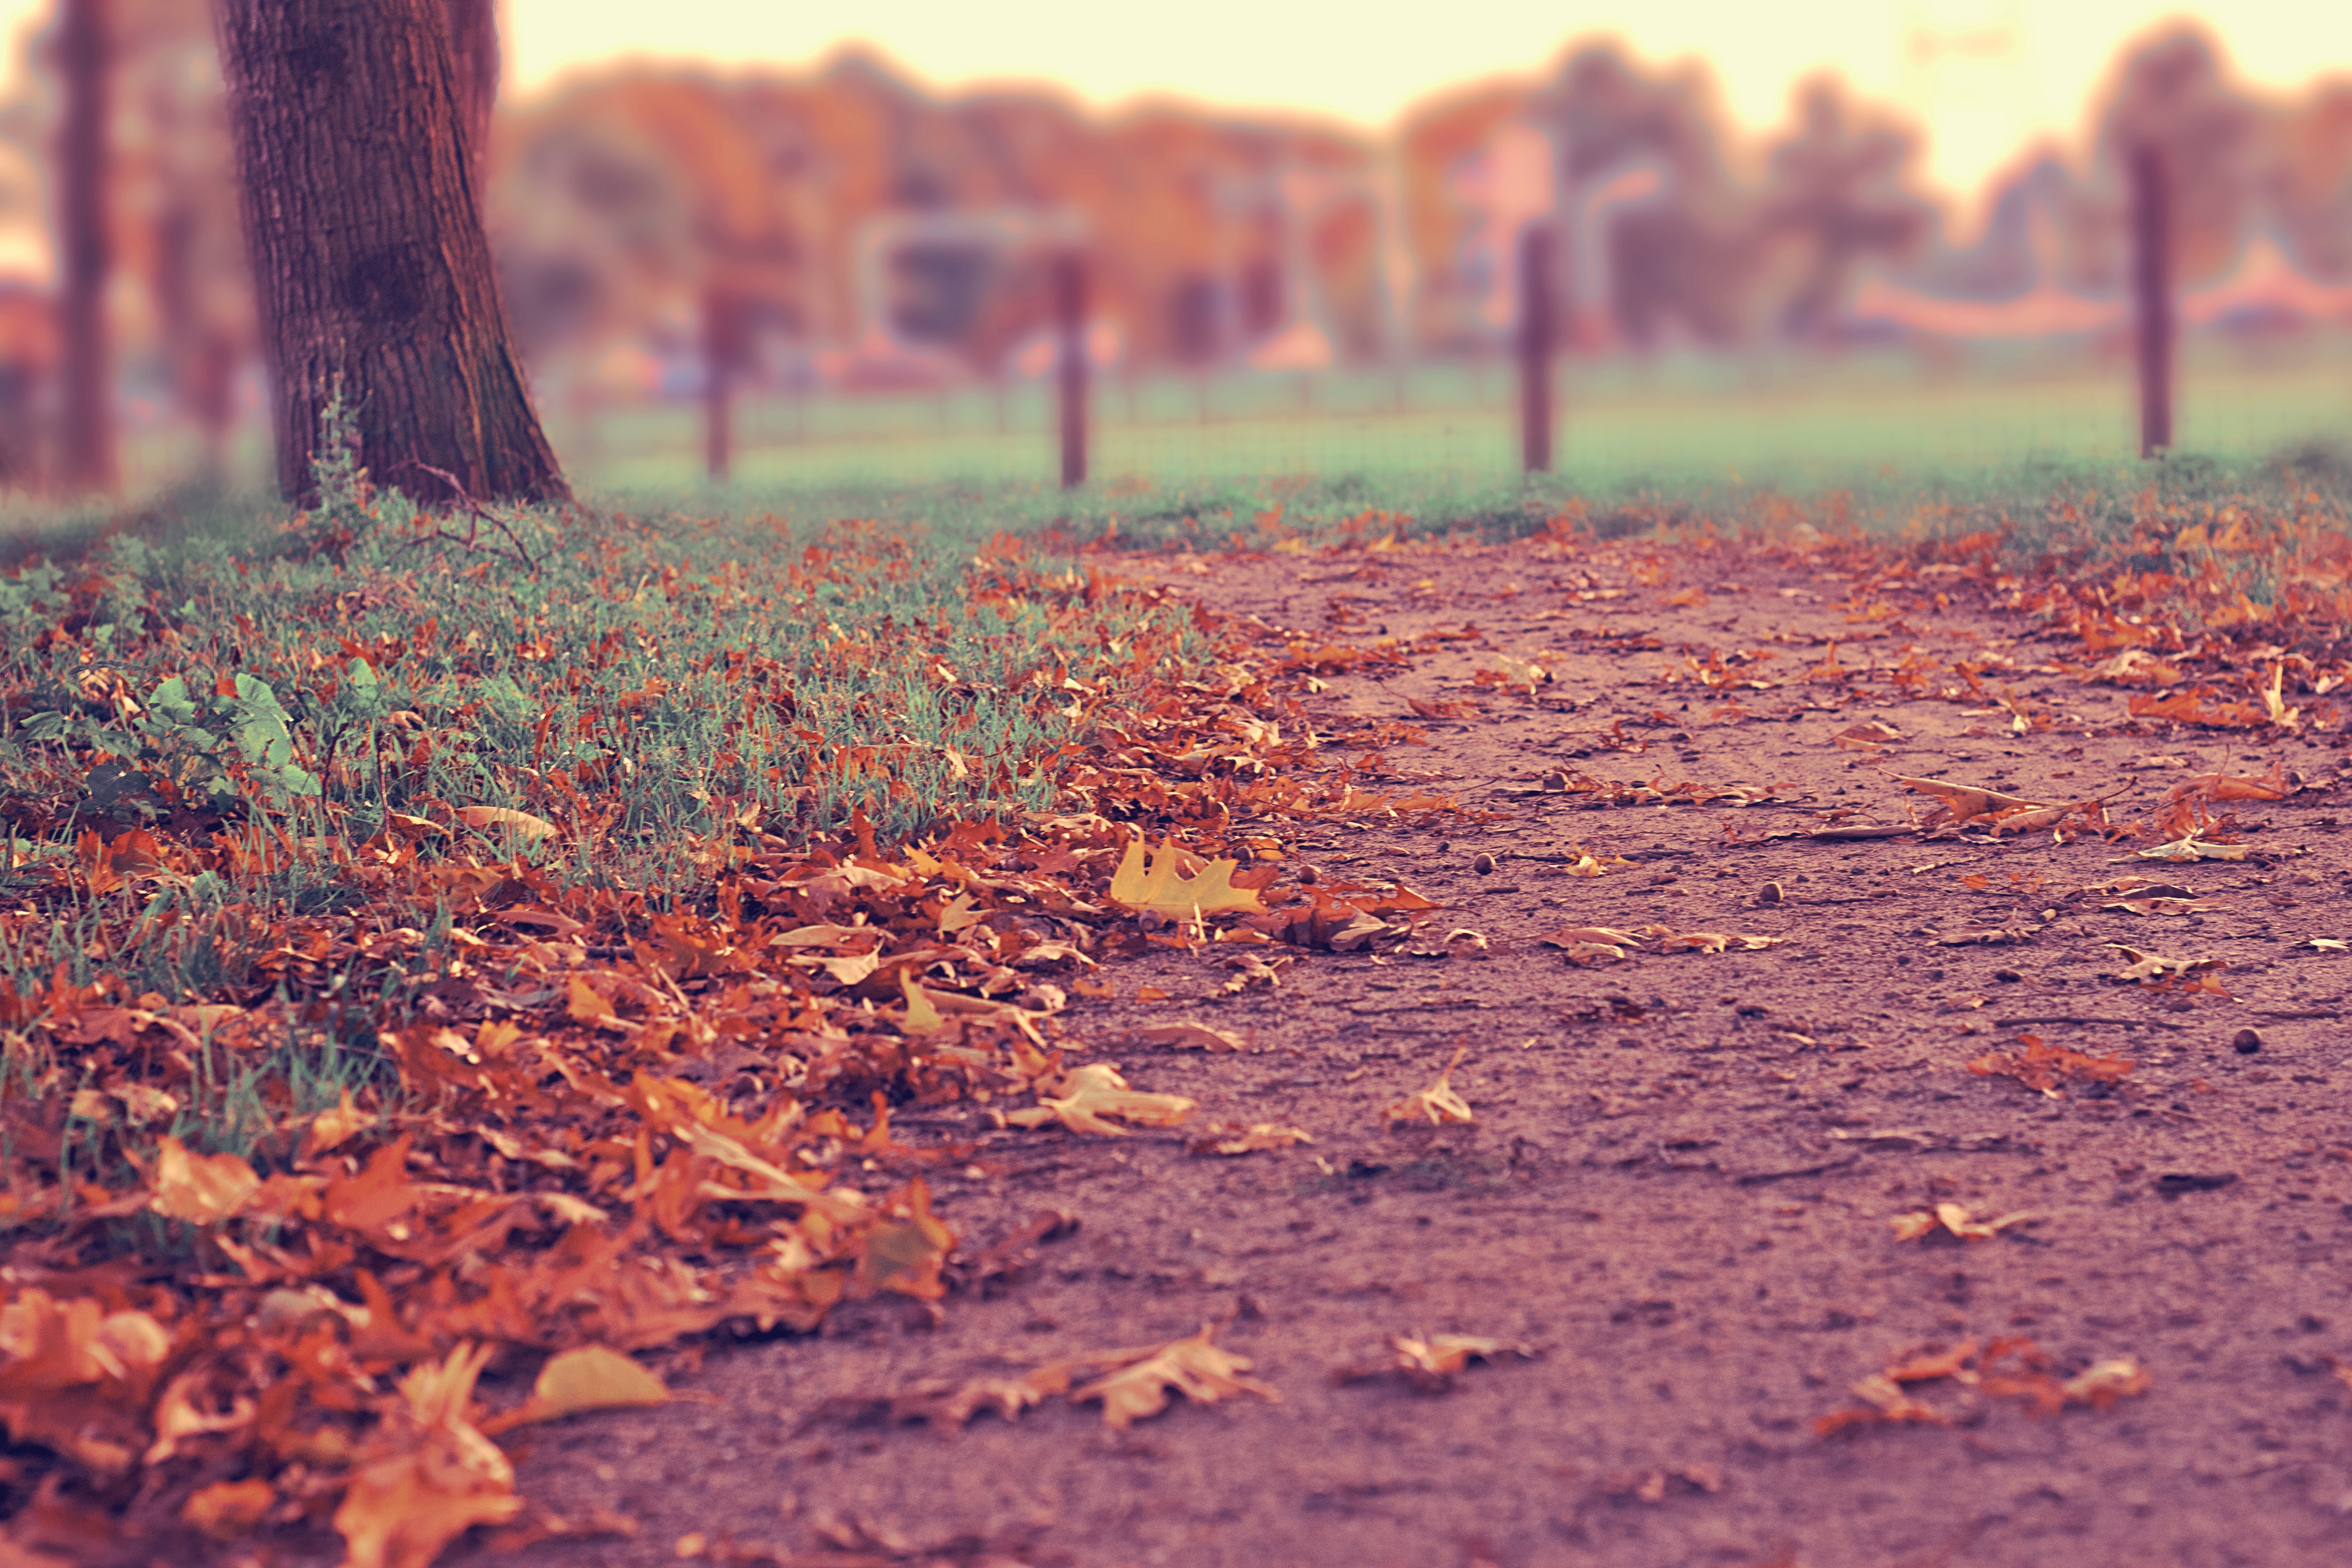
[489,530,2352,1568]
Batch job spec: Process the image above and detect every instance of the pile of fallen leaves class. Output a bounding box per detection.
[0,524,1472,1564]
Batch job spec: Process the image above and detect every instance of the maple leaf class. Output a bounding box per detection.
[1108,837,1264,921]
[1067,1323,1279,1427]
[1383,1046,1473,1128]
[334,1343,521,1568]
[1006,1064,1196,1136]
[150,1136,260,1225]
[477,1347,669,1436]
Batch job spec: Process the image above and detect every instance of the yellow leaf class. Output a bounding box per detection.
[1108,837,1265,921]
[455,805,559,842]
[305,1087,368,1159]
[565,975,615,1024]
[477,1346,669,1436]
[900,975,949,1033]
[1006,1063,1195,1136]
[151,1136,259,1225]
[1067,1323,1279,1427]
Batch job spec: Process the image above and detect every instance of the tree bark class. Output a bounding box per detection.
[213,0,567,507]
[439,0,498,178]
[56,0,117,496]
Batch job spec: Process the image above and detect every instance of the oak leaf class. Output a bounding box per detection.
[1108,838,1264,921]
[1067,1323,1279,1427]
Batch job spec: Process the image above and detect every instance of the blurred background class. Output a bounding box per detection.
[1,0,2349,502]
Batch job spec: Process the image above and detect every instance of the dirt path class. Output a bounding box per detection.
[494,529,2352,1568]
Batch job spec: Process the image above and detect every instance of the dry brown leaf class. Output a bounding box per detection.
[1643,927,1781,953]
[1121,1021,1247,1052]
[304,1087,370,1159]
[182,1478,275,1539]
[1894,775,2046,826]
[1067,1323,1279,1427]
[1967,1035,2135,1096]
[2105,944,2225,983]
[334,1343,521,1568]
[1382,1046,1473,1128]
[1337,1332,1536,1391]
[455,805,559,842]
[1006,1064,1196,1136]
[1888,1203,2045,1243]
[2136,835,2252,862]
[1189,1122,1315,1156]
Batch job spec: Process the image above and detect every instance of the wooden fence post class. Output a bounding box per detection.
[2130,144,2172,459]
[57,0,116,495]
[702,286,735,482]
[1518,225,1555,474]
[1055,251,1087,490]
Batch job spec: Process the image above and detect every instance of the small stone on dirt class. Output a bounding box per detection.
[2232,1027,2263,1053]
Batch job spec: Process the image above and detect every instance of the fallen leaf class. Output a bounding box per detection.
[2061,1357,2153,1408]
[477,1347,669,1436]
[1067,1323,1279,1427]
[1108,837,1265,921]
[2136,836,2252,862]
[455,805,560,842]
[150,1137,260,1225]
[1832,721,1903,752]
[334,1343,521,1568]
[1888,1203,2045,1243]
[1894,776,2046,827]
[1120,1021,1247,1052]
[2105,944,2226,983]
[1967,1034,2135,1096]
[305,1087,370,1158]
[182,1479,275,1539]
[1006,1064,1196,1136]
[1337,1332,1537,1391]
[1189,1122,1315,1156]
[1383,1046,1473,1128]
[1643,928,1781,953]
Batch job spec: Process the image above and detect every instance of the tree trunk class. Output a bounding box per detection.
[213,0,567,507]
[56,0,117,496]
[439,0,497,178]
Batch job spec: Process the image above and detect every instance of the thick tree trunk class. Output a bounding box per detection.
[439,0,498,177]
[213,0,567,507]
[56,0,117,495]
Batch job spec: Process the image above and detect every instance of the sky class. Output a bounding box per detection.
[0,0,2347,215]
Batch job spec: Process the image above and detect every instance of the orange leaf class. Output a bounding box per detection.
[150,1136,259,1225]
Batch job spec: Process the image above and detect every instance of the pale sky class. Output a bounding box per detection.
[3,0,2348,211]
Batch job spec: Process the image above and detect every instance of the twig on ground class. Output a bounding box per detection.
[392,460,544,570]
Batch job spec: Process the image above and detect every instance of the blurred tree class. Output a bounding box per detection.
[1755,77,1933,340]
[214,0,565,505]
[2093,29,2261,288]
[56,0,115,494]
